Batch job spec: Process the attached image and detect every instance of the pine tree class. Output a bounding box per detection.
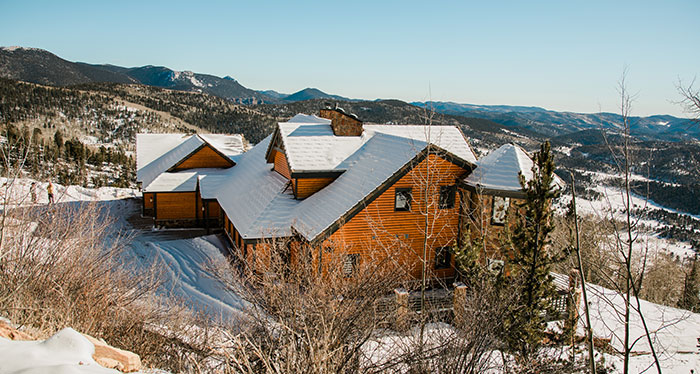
[679,255,700,312]
[453,227,486,285]
[504,140,562,360]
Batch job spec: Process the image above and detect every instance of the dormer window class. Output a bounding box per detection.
[395,188,412,211]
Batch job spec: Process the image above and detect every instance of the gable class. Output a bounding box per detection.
[170,143,235,171]
[306,148,473,246]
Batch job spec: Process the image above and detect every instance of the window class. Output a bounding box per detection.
[434,246,451,269]
[342,254,359,276]
[491,196,510,225]
[394,188,412,211]
[439,185,456,209]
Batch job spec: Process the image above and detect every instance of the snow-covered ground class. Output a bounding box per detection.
[0,328,123,374]
[556,172,699,259]
[582,283,700,372]
[1,178,698,373]
[123,232,246,322]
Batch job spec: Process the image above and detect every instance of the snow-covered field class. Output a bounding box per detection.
[556,171,699,259]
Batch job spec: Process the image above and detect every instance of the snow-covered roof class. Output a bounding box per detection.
[136,133,245,189]
[463,143,565,197]
[144,171,199,193]
[292,132,437,241]
[214,136,297,238]
[463,143,535,196]
[199,134,246,159]
[217,117,476,242]
[198,171,233,199]
[277,119,477,173]
[364,125,477,165]
[143,168,234,193]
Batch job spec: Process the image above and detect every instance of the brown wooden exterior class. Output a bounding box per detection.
[172,144,234,171]
[318,153,467,280]
[293,177,335,198]
[273,150,291,179]
[154,192,197,221]
[143,192,155,216]
[143,126,490,283]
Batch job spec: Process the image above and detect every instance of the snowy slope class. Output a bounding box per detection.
[581,282,700,372]
[125,233,246,322]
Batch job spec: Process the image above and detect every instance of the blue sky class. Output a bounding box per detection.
[2,0,698,116]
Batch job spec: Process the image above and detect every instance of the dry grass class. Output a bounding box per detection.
[0,185,218,372]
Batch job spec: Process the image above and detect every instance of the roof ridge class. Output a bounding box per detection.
[512,144,533,175]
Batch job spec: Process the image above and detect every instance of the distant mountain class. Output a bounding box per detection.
[0,46,136,86]
[413,101,700,142]
[3,46,695,143]
[258,89,289,100]
[416,101,549,114]
[282,87,355,102]
[0,46,276,104]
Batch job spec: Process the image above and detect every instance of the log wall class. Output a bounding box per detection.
[322,154,467,280]
[173,145,232,170]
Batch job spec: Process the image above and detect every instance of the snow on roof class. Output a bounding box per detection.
[292,132,433,241]
[278,121,477,173]
[287,113,331,124]
[136,133,245,189]
[214,136,298,239]
[199,134,246,158]
[279,123,366,171]
[137,134,204,188]
[144,168,234,193]
[198,170,234,199]
[144,171,199,192]
[364,125,477,164]
[136,134,191,172]
[213,116,477,242]
[463,143,534,194]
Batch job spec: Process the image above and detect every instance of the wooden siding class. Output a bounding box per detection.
[155,192,196,220]
[143,193,155,209]
[321,154,467,280]
[273,150,291,179]
[207,200,220,219]
[294,177,335,198]
[173,144,232,170]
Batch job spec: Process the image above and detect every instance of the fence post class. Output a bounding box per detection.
[394,288,409,331]
[453,282,467,327]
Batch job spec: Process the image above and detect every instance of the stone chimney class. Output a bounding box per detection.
[319,104,363,136]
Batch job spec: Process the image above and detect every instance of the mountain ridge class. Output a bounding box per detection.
[2,46,697,142]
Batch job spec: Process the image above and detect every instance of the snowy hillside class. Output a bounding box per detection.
[1,179,698,373]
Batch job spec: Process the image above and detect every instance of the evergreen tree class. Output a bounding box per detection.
[453,227,486,285]
[503,140,563,359]
[679,255,700,312]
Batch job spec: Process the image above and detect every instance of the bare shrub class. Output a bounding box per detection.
[0,188,221,371]
[209,237,412,374]
[637,251,685,307]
